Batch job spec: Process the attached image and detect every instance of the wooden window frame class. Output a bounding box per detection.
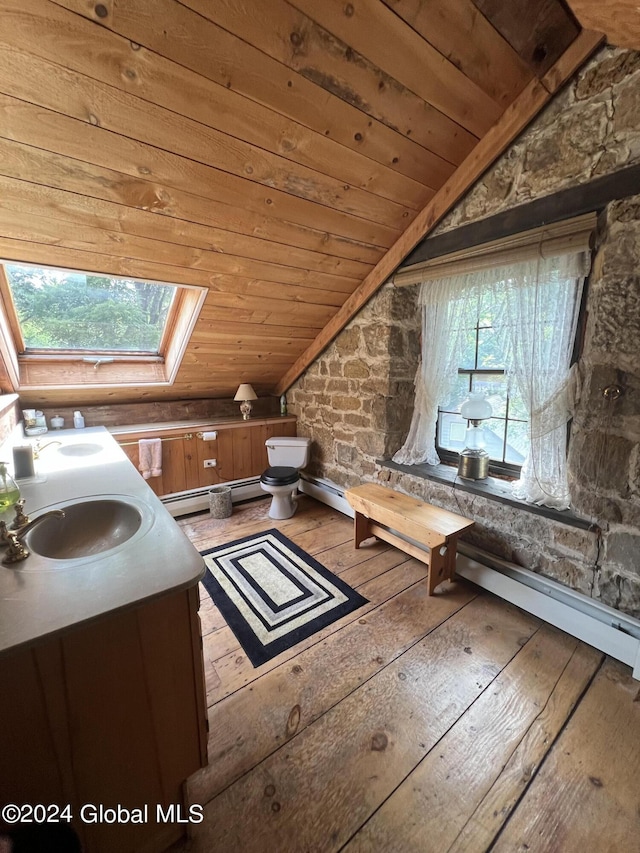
[0,263,206,393]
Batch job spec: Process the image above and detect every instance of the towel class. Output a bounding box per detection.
[138,438,162,479]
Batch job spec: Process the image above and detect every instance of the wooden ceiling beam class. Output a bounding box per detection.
[274,28,604,396]
[471,0,580,77]
[380,0,533,107]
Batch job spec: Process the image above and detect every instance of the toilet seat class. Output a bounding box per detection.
[260,466,299,487]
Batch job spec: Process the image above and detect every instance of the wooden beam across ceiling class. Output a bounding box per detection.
[274,28,604,395]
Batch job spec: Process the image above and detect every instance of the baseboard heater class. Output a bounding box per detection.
[299,475,640,679]
[162,477,263,517]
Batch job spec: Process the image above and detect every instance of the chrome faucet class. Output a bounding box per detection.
[2,509,65,565]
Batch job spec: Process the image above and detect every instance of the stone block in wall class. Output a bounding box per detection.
[568,430,634,499]
[334,327,362,355]
[604,530,640,575]
[575,49,640,101]
[343,359,370,379]
[318,408,346,427]
[588,274,640,369]
[595,566,640,618]
[595,198,640,274]
[354,430,388,458]
[301,375,330,394]
[534,555,595,597]
[574,365,640,442]
[612,71,640,141]
[343,413,371,429]
[331,395,361,413]
[551,526,600,564]
[361,325,407,359]
[569,486,623,524]
[335,441,359,468]
[390,285,419,322]
[519,101,610,195]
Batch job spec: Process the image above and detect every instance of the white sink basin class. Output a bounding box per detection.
[57,443,103,457]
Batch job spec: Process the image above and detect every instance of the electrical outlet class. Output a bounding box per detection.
[203,459,217,468]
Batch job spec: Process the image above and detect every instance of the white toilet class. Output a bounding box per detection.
[260,436,311,519]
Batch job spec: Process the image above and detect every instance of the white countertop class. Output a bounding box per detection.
[0,427,205,656]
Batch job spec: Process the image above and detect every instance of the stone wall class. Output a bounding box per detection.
[288,45,640,618]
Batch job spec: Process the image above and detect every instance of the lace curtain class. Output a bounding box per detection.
[392,250,590,509]
[392,275,487,465]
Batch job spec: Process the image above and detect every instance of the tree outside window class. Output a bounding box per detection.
[4,264,176,353]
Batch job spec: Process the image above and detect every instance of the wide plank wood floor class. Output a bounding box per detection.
[173,495,640,853]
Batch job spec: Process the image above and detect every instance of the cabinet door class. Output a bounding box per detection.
[116,436,187,496]
[231,426,254,480]
[193,432,222,489]
[212,428,234,483]
[160,436,188,494]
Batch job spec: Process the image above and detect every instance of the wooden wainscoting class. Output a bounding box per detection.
[174,496,640,853]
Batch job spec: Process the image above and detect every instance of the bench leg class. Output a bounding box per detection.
[444,536,459,582]
[427,545,448,595]
[354,512,371,549]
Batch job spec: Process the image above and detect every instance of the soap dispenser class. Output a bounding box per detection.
[73,410,85,429]
[0,463,20,510]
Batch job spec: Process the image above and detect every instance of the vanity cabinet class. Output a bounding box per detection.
[0,585,207,853]
[115,417,296,497]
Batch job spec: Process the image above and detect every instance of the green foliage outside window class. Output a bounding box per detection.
[5,264,176,352]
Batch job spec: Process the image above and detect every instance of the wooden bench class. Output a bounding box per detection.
[345,483,474,595]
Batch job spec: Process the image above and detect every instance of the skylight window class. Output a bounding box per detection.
[4,263,177,354]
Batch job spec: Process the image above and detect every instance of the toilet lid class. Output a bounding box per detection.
[261,466,299,486]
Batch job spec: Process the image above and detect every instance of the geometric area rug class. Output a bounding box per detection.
[200,529,368,668]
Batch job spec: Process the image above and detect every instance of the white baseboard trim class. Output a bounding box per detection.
[300,474,640,680]
[162,477,263,517]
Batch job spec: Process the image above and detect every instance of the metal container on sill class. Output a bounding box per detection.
[208,485,232,519]
[457,450,489,480]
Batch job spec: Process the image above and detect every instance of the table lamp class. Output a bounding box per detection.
[234,383,257,420]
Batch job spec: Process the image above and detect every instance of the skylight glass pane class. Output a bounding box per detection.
[4,264,177,353]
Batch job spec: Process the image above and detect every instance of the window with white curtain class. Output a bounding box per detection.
[392,214,595,510]
[436,297,528,476]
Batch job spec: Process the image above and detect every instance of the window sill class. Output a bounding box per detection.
[379,459,596,531]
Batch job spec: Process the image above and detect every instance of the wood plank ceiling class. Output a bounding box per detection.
[0,0,598,404]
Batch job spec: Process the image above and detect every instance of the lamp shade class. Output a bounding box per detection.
[460,392,492,421]
[234,383,257,402]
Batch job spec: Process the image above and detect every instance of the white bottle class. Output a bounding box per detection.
[73,410,85,429]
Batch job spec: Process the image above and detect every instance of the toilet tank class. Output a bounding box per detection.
[265,436,310,468]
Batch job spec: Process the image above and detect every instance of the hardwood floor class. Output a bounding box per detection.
[174,495,640,853]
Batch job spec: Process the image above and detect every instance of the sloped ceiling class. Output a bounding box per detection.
[0,0,602,405]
